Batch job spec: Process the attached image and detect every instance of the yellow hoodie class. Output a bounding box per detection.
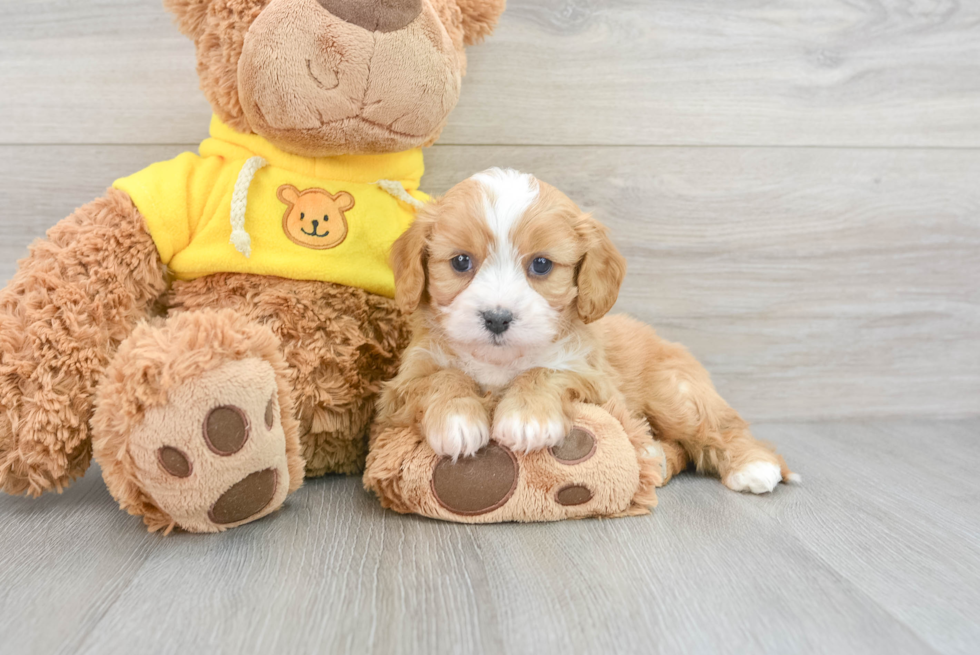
[113,116,428,298]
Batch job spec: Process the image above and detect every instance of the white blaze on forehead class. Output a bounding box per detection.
[471,168,539,242]
[469,168,539,297]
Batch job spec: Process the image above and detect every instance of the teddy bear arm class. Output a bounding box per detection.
[0,188,168,496]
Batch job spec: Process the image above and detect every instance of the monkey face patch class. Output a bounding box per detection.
[277,184,354,250]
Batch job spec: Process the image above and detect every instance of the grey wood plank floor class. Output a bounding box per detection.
[0,419,977,655]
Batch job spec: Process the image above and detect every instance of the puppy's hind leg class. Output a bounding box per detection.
[647,363,793,493]
[602,316,794,494]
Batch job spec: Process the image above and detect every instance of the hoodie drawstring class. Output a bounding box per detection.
[229,156,268,257]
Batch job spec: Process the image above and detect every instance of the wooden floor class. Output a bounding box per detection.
[1,419,978,655]
[1,1,978,654]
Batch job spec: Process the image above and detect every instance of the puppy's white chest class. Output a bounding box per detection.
[460,359,523,393]
[452,339,594,393]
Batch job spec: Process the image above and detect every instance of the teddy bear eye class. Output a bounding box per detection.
[323,215,329,221]
[300,213,305,220]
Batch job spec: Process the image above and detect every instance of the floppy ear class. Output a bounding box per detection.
[390,217,431,314]
[277,184,300,206]
[163,0,212,40]
[575,214,627,324]
[456,0,507,46]
[332,191,355,212]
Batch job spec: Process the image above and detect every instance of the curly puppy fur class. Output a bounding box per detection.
[92,309,305,533]
[0,189,167,496]
[168,275,411,475]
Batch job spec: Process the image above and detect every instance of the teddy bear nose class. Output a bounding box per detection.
[316,0,422,33]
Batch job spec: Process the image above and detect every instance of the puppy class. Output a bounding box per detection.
[379,168,791,494]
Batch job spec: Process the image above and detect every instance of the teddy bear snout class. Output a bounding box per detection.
[316,0,422,33]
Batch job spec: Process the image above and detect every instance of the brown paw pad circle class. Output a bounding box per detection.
[264,396,276,430]
[157,446,192,478]
[204,405,250,455]
[431,443,518,516]
[555,484,594,506]
[549,427,597,464]
[208,468,279,525]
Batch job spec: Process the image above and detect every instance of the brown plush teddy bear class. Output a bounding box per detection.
[0,0,507,533]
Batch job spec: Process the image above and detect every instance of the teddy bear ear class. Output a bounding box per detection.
[332,191,356,212]
[163,0,212,40]
[277,185,300,205]
[455,0,507,46]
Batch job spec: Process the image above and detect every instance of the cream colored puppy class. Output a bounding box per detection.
[378,168,793,493]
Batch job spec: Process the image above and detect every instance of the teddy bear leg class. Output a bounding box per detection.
[300,398,376,477]
[0,189,167,496]
[365,400,662,523]
[164,276,411,478]
[91,309,305,533]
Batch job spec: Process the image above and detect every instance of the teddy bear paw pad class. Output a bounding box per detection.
[431,443,518,516]
[204,406,250,455]
[554,484,594,506]
[208,468,279,524]
[508,403,647,521]
[127,358,291,532]
[549,427,597,464]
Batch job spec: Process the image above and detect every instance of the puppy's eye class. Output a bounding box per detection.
[529,257,553,276]
[450,254,472,273]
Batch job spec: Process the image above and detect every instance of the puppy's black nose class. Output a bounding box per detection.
[482,309,513,335]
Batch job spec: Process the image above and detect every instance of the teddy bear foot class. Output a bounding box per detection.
[365,400,664,523]
[92,310,305,533]
[125,358,291,532]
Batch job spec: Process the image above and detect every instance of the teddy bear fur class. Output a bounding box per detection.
[177,0,490,156]
[364,399,670,523]
[0,0,507,532]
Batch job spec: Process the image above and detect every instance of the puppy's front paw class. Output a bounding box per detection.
[725,461,782,494]
[492,401,568,454]
[423,398,490,461]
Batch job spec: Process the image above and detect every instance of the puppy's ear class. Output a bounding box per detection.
[575,214,627,324]
[390,217,431,314]
[456,0,507,46]
[163,0,212,40]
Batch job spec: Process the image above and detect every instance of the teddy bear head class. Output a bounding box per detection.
[276,184,354,249]
[164,0,506,157]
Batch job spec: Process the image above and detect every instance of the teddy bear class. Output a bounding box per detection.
[0,0,509,533]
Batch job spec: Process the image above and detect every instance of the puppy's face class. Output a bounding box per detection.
[392,168,626,364]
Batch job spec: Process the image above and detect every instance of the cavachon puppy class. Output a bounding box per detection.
[379,168,794,494]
